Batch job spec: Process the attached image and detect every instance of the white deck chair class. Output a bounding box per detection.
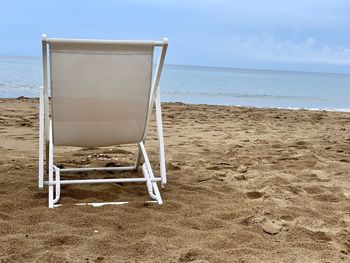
[38,34,168,208]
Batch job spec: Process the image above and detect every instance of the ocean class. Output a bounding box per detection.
[1,55,349,111]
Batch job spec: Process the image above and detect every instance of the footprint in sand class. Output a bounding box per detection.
[179,249,209,263]
[241,215,288,235]
[296,217,333,242]
[246,191,263,199]
[312,230,332,242]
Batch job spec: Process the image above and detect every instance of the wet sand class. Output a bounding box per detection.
[1,98,350,262]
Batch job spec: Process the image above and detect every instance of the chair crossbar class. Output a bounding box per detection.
[60,166,136,172]
[46,37,167,46]
[44,177,161,186]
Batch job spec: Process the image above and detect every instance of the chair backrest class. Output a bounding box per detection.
[47,40,160,147]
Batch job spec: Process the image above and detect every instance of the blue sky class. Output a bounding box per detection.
[1,0,350,73]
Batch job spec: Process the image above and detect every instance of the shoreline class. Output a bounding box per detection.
[6,96,350,113]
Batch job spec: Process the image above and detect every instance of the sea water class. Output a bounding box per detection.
[0,55,349,111]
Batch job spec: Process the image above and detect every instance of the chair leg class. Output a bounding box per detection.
[139,142,163,204]
[142,163,163,204]
[155,89,167,186]
[142,164,157,200]
[48,120,55,208]
[48,168,54,208]
[134,144,142,171]
[44,89,50,178]
[149,172,163,204]
[53,166,61,205]
[48,167,61,208]
[38,87,45,189]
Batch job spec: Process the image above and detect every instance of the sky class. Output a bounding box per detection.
[1,0,350,73]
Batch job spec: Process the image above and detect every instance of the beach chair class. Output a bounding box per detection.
[38,34,168,208]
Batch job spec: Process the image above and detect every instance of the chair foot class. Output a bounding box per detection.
[48,166,61,208]
[142,163,163,204]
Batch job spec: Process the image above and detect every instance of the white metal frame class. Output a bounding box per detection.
[38,34,168,208]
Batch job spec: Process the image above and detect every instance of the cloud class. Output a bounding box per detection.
[226,35,350,65]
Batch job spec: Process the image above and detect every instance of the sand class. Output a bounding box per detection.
[1,98,350,262]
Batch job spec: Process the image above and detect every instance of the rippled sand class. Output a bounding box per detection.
[1,98,350,262]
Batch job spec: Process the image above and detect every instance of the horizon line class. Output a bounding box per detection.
[0,54,349,77]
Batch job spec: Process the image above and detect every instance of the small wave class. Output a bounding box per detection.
[232,104,350,113]
[163,99,350,113]
[284,107,350,113]
[163,91,323,101]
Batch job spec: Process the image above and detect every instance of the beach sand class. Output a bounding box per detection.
[1,98,350,262]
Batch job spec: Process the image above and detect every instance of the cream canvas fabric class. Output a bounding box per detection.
[49,43,154,147]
